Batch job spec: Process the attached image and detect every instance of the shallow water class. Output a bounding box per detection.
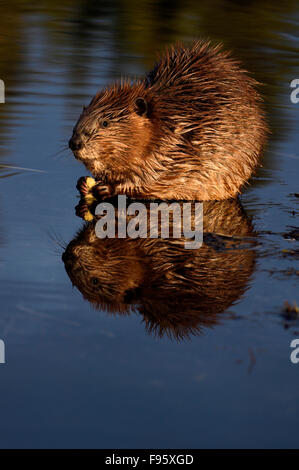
[0,0,298,449]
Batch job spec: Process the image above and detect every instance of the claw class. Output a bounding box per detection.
[76,176,96,196]
[93,183,113,199]
[75,202,94,221]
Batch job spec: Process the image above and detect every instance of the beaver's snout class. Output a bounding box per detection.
[62,249,77,270]
[61,251,68,264]
[69,134,83,152]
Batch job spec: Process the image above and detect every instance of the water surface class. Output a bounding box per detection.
[0,0,298,449]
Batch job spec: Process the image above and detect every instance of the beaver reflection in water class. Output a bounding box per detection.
[69,41,268,202]
[62,199,257,339]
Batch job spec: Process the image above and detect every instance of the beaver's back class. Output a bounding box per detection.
[146,41,259,105]
[142,41,267,200]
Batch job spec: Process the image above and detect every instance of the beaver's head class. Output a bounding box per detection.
[62,232,145,307]
[69,82,154,177]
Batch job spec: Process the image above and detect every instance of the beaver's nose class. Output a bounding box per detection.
[62,251,76,270]
[69,136,83,151]
[61,251,72,267]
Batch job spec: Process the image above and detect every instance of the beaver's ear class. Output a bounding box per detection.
[135,97,148,116]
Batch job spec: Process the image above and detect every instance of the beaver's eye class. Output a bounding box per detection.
[91,277,99,286]
[102,120,109,128]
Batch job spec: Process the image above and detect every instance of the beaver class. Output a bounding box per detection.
[69,40,268,201]
[62,199,257,339]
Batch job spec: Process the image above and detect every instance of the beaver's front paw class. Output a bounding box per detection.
[93,182,114,199]
[76,176,97,197]
[75,200,94,221]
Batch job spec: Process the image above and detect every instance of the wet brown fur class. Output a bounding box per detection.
[62,199,256,339]
[70,40,268,201]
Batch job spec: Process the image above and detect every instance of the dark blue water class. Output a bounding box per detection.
[0,1,298,448]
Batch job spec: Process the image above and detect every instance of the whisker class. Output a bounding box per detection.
[46,229,67,252]
[50,145,69,161]
[0,164,46,173]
